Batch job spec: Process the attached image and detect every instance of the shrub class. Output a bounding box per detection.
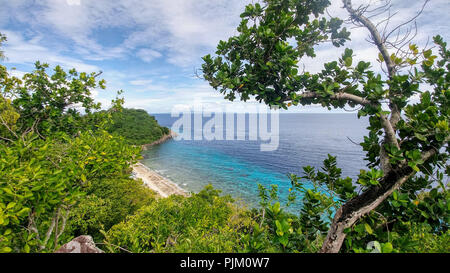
[104,185,255,253]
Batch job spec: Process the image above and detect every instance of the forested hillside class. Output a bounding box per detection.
[107,108,170,145]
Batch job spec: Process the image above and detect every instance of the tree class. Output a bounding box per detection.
[8,62,106,138]
[202,0,449,252]
[0,35,142,252]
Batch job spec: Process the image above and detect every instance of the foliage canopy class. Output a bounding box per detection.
[107,108,170,146]
[202,0,449,252]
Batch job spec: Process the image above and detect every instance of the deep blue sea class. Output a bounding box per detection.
[142,113,369,211]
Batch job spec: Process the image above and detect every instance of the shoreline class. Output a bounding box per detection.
[141,130,177,150]
[132,162,189,198]
[134,130,188,198]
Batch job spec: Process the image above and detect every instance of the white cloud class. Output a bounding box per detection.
[129,79,153,86]
[66,0,81,6]
[1,0,448,68]
[0,0,250,66]
[8,69,27,79]
[136,48,162,63]
[0,29,99,72]
[0,0,449,113]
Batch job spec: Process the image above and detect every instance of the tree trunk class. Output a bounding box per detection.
[320,164,415,253]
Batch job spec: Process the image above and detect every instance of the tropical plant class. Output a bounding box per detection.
[0,40,144,252]
[103,185,254,253]
[202,0,449,252]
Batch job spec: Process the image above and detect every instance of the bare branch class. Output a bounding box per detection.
[384,0,429,42]
[53,208,61,251]
[27,213,41,242]
[40,211,57,250]
[0,114,18,139]
[0,135,13,142]
[343,0,396,78]
[366,0,392,14]
[346,136,361,146]
[54,208,70,251]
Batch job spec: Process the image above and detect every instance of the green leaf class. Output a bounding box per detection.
[17,208,31,217]
[0,247,12,253]
[423,49,432,58]
[364,223,373,235]
[414,133,427,141]
[392,191,398,200]
[424,60,433,66]
[421,211,429,218]
[272,202,280,214]
[2,188,13,195]
[344,57,352,67]
[381,242,393,253]
[279,236,288,247]
[275,220,283,236]
[6,202,16,210]
[24,244,30,253]
[31,185,43,191]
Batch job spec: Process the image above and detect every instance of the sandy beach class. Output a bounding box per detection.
[133,162,189,198]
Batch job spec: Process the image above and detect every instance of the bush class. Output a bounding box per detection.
[65,177,157,242]
[103,185,255,253]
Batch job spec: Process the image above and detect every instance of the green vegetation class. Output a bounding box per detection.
[103,168,449,253]
[104,186,254,253]
[107,108,170,145]
[64,177,156,243]
[202,0,449,253]
[0,35,157,252]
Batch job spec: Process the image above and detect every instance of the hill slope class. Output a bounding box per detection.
[108,108,170,145]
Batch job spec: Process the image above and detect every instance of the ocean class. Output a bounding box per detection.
[141,113,369,211]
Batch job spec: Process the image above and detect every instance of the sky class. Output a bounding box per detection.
[0,0,449,113]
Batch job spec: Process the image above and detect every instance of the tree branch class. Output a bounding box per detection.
[297,91,373,106]
[54,207,70,251]
[320,136,448,253]
[0,114,18,139]
[27,213,41,243]
[294,89,400,154]
[40,211,57,250]
[343,0,396,78]
[343,0,403,172]
[0,135,13,142]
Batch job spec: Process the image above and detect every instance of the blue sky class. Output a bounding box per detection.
[0,0,449,113]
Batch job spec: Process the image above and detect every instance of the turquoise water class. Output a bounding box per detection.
[142,140,291,207]
[142,113,369,212]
